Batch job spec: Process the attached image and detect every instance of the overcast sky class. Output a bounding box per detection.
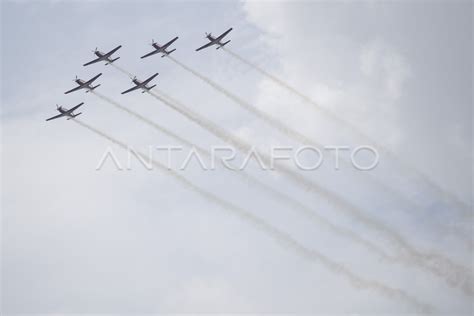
[1,0,472,314]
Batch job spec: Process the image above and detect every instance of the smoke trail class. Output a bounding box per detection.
[165,55,474,247]
[72,118,434,312]
[91,91,205,152]
[104,62,471,295]
[223,47,471,217]
[92,91,394,262]
[148,89,474,296]
[167,55,315,145]
[110,63,135,78]
[243,172,395,262]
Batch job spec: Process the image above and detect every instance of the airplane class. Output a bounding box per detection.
[83,45,122,66]
[121,73,159,94]
[195,28,233,51]
[45,103,84,121]
[64,73,102,94]
[141,36,179,59]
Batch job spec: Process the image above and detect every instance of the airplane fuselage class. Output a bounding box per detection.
[143,38,177,58]
[74,79,93,91]
[206,34,226,47]
[60,107,78,119]
[151,44,172,56]
[122,73,157,94]
[46,102,84,121]
[133,80,153,91]
[196,29,231,51]
[133,79,149,90]
[84,46,121,66]
[94,51,113,63]
[57,107,73,117]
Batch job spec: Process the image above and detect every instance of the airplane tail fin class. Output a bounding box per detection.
[162,49,176,57]
[67,112,82,120]
[142,85,157,93]
[217,40,231,49]
[86,84,101,93]
[106,57,120,65]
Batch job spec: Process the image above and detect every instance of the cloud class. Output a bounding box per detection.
[360,39,412,100]
[2,1,472,314]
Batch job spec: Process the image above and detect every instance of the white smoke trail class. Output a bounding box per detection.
[71,118,434,312]
[110,63,135,78]
[165,55,474,248]
[238,169,394,262]
[104,62,472,295]
[91,91,203,152]
[222,47,471,217]
[91,91,394,262]
[148,88,474,296]
[166,55,316,145]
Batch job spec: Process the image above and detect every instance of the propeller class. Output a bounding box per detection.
[56,104,60,110]
[151,39,155,46]
[91,47,98,53]
[73,75,78,81]
[205,32,211,37]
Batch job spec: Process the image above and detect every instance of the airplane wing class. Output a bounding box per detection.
[83,56,102,67]
[85,73,102,85]
[141,73,159,85]
[45,113,65,121]
[216,28,233,41]
[195,41,216,52]
[64,85,85,94]
[141,49,159,59]
[104,45,122,57]
[163,36,179,49]
[121,85,141,94]
[65,74,102,94]
[67,102,84,113]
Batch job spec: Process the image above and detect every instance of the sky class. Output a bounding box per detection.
[1,0,472,314]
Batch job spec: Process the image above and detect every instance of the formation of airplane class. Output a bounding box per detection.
[196,28,233,51]
[48,28,233,121]
[141,36,179,59]
[83,45,122,66]
[45,103,84,121]
[64,73,102,94]
[121,73,159,94]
